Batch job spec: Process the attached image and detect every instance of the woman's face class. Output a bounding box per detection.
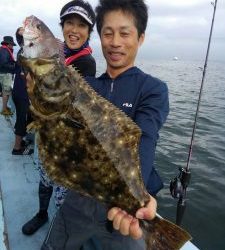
[63,15,89,50]
[18,27,24,36]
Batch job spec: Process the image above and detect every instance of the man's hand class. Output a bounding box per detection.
[107,196,157,239]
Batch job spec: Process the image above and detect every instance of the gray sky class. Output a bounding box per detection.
[0,0,224,62]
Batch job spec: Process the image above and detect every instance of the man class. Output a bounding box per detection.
[0,36,16,115]
[0,82,2,96]
[42,0,169,249]
[11,27,34,155]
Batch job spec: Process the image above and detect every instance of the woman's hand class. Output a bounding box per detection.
[25,73,35,94]
[107,196,157,239]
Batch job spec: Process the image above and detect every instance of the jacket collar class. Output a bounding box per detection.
[98,66,140,80]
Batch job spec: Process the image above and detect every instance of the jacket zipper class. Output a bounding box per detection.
[110,81,114,92]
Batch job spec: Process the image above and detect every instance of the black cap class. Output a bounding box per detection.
[1,36,16,46]
[60,0,95,27]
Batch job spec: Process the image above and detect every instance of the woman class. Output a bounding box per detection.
[61,0,96,76]
[22,0,97,238]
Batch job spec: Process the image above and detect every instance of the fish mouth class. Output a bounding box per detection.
[28,42,34,48]
[24,39,38,48]
[23,33,40,48]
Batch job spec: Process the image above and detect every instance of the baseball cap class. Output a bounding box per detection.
[60,0,95,27]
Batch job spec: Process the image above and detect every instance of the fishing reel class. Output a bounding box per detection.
[170,167,191,199]
[170,167,191,225]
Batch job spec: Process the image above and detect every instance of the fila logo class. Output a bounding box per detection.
[122,103,133,108]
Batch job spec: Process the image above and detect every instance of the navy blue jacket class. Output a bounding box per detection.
[0,46,16,74]
[12,49,29,101]
[12,67,29,101]
[86,67,169,195]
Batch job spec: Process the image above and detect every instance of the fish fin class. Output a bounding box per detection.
[140,216,191,250]
[26,121,40,132]
[55,38,65,64]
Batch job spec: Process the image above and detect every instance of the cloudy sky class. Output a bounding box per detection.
[0,0,224,62]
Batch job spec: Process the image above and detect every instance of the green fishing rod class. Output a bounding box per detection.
[170,0,218,226]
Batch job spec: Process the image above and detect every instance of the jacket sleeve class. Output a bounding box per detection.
[0,49,16,74]
[134,78,169,194]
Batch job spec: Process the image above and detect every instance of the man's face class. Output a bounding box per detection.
[7,44,13,49]
[100,10,144,77]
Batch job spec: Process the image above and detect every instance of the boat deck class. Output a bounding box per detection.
[0,99,199,250]
[0,105,56,250]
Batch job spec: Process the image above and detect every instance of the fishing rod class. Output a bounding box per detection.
[170,0,218,226]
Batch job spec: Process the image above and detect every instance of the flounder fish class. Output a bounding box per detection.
[20,15,191,249]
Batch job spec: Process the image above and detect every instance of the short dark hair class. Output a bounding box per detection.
[15,27,24,47]
[95,0,148,38]
[60,0,95,34]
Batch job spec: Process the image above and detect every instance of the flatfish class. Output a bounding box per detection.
[20,15,191,249]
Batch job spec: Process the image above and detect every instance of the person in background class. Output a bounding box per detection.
[0,82,2,97]
[0,36,16,116]
[22,0,96,236]
[41,0,169,249]
[11,27,34,155]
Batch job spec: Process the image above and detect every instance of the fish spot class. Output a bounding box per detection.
[87,136,98,145]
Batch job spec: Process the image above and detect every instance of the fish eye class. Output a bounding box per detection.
[36,24,41,30]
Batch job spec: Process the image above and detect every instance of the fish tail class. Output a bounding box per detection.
[140,216,192,250]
